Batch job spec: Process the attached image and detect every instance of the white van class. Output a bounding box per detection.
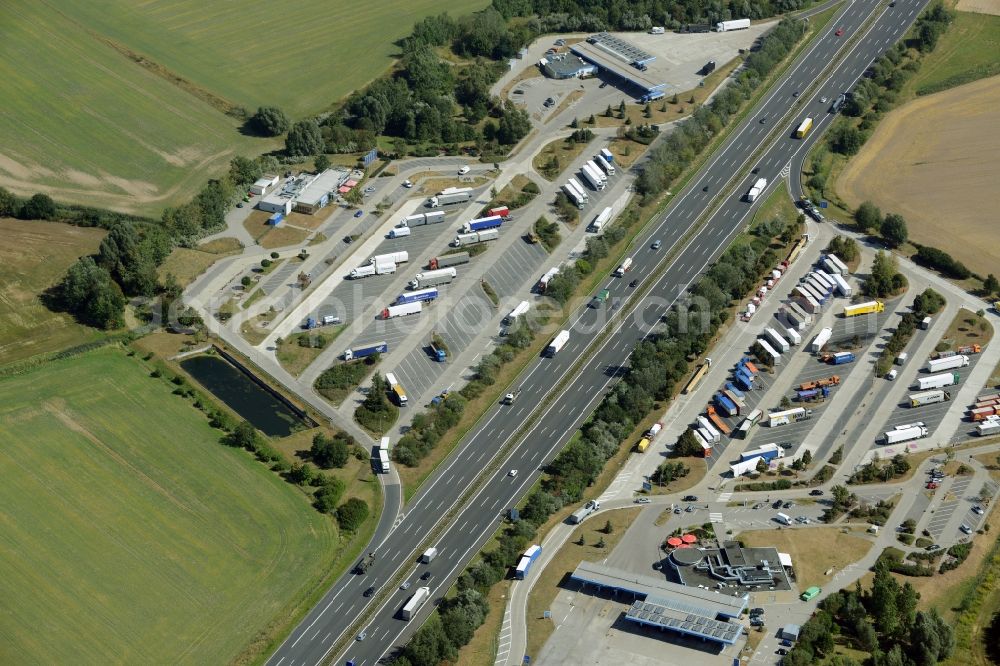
[775,512,792,526]
[421,547,439,563]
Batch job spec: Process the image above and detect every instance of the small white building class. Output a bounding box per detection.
[249,174,279,196]
[257,194,293,215]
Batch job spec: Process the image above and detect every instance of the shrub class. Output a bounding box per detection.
[336,498,369,532]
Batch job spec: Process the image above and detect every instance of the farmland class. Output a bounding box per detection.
[0,218,107,366]
[1,0,487,215]
[0,347,336,663]
[836,76,1000,277]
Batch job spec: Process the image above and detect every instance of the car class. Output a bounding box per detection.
[753,502,765,509]
[750,607,765,616]
[400,581,411,590]
[773,500,783,509]
[363,586,376,597]
[356,631,367,641]
[508,469,518,478]
[835,27,845,36]
[750,618,764,627]
[889,1,896,6]
[512,89,524,95]
[674,507,682,514]
[543,97,555,107]
[702,185,709,192]
[364,185,376,194]
[810,489,824,496]
[960,523,973,535]
[635,497,651,504]
[685,505,694,513]
[820,96,828,103]
[783,501,794,509]
[421,571,432,580]
[683,495,698,502]
[781,639,793,647]
[651,239,662,250]
[760,116,768,124]
[629,279,639,288]
[402,179,413,188]
[555,39,566,46]
[777,648,789,655]
[973,505,985,515]
[354,210,363,218]
[751,167,760,174]
[926,482,938,490]
[457,165,470,175]
[343,235,354,244]
[925,543,943,552]
[236,202,245,208]
[792,91,800,97]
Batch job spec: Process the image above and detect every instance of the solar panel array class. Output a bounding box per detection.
[626,601,741,644]
[587,32,655,64]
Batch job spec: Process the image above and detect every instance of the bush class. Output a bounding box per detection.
[249,106,290,136]
[313,477,346,513]
[913,245,971,279]
[336,497,369,532]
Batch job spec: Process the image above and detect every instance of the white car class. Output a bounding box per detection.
[635,497,651,504]
[508,469,518,478]
[402,179,413,188]
[973,506,985,515]
[400,580,411,590]
[458,165,470,175]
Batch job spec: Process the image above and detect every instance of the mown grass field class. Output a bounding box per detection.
[907,10,1000,95]
[0,347,337,664]
[0,218,107,366]
[1,0,487,215]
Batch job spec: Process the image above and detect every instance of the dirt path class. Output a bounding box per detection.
[836,76,1000,277]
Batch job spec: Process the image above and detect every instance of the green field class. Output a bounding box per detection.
[909,10,1000,96]
[0,0,486,215]
[0,347,337,663]
[0,218,107,366]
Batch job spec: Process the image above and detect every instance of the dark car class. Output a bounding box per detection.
[777,648,789,655]
[629,279,639,288]
[750,607,765,616]
[683,495,699,502]
[810,489,824,496]
[420,571,432,581]
[773,500,783,509]
[363,586,376,597]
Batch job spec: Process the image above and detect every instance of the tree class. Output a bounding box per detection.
[603,519,613,534]
[756,457,768,473]
[314,154,331,172]
[345,186,363,207]
[983,273,999,294]
[881,213,908,247]
[802,449,812,466]
[897,581,919,631]
[0,186,19,217]
[870,558,900,635]
[286,462,316,485]
[336,497,369,531]
[97,222,165,296]
[53,256,126,329]
[19,193,57,220]
[249,106,290,136]
[313,477,345,513]
[855,200,882,233]
[285,119,323,156]
[673,429,703,457]
[229,156,262,187]
[402,616,453,666]
[311,433,349,468]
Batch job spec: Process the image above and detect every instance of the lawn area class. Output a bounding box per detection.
[0,346,337,664]
[260,224,312,250]
[0,218,107,366]
[525,508,642,660]
[738,527,873,590]
[908,10,1000,96]
[532,135,597,181]
[158,241,243,288]
[937,307,994,352]
[277,326,346,377]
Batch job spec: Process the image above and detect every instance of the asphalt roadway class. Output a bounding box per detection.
[268,1,932,664]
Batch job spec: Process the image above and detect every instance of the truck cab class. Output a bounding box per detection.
[502,389,521,405]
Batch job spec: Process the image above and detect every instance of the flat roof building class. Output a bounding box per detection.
[667,540,792,592]
[249,174,279,196]
[540,53,598,79]
[257,169,349,215]
[570,32,667,97]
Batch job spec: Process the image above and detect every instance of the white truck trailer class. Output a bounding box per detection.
[811,327,833,353]
[562,183,586,208]
[451,228,499,247]
[883,424,928,445]
[926,355,970,373]
[350,261,396,278]
[370,251,408,265]
[764,327,790,353]
[580,163,606,190]
[909,390,949,407]
[589,206,613,232]
[917,372,960,391]
[409,268,457,289]
[716,18,751,31]
[547,330,570,356]
[401,587,431,620]
[381,302,422,319]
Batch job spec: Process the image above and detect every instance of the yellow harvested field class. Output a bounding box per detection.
[837,77,1000,277]
[956,0,1000,14]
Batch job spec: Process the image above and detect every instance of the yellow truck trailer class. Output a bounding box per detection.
[637,437,651,453]
[843,300,884,317]
[795,117,814,139]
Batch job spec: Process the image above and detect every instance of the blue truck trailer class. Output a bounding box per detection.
[715,392,739,417]
[724,382,745,399]
[396,288,439,305]
[461,215,504,233]
[515,545,542,580]
[344,341,389,361]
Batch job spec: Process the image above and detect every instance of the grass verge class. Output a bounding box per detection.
[738,527,873,590]
[277,326,347,377]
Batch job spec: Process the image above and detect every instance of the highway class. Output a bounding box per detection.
[268,1,931,664]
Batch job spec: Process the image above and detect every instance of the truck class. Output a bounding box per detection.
[797,387,830,402]
[381,302,423,319]
[957,344,981,355]
[639,90,664,103]
[349,261,395,279]
[537,267,560,292]
[563,183,586,209]
[811,327,833,353]
[377,448,390,473]
[769,407,811,427]
[570,500,601,524]
[746,177,768,203]
[568,178,590,204]
[977,417,1000,436]
[409,268,457,289]
[428,187,473,207]
[785,327,802,346]
[344,340,388,361]
[723,386,746,406]
[515,545,542,580]
[400,210,446,227]
[830,93,847,113]
[430,340,447,362]
[595,155,615,176]
[589,207,613,232]
[600,148,615,164]
[370,251,409,266]
[764,327,791,353]
[682,361,711,394]
[505,301,530,324]
[741,443,783,463]
[736,409,763,438]
[321,314,341,326]
[787,300,812,325]
[716,18,751,31]
[926,355,970,373]
[800,376,840,391]
[971,406,999,421]
[650,26,666,34]
[586,160,609,183]
[795,117,814,139]
[756,338,782,366]
[701,59,717,75]
[706,405,732,435]
[451,229,499,247]
[647,422,663,439]
[909,390,950,407]
[401,587,431,620]
[843,300,884,317]
[396,288,439,305]
[428,252,470,270]
[734,368,755,391]
[715,392,740,417]
[462,215,504,233]
[614,257,633,277]
[825,253,849,275]
[421,547,439,563]
[831,273,852,298]
[917,372,960,391]
[696,416,720,442]
[388,226,411,239]
[883,424,928,445]
[823,351,855,365]
[547,330,570,356]
[580,163,606,190]
[385,372,408,406]
[488,206,510,219]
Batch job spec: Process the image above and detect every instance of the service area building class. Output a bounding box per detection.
[257,169,349,215]
[540,52,598,79]
[569,32,667,100]
[249,174,279,196]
